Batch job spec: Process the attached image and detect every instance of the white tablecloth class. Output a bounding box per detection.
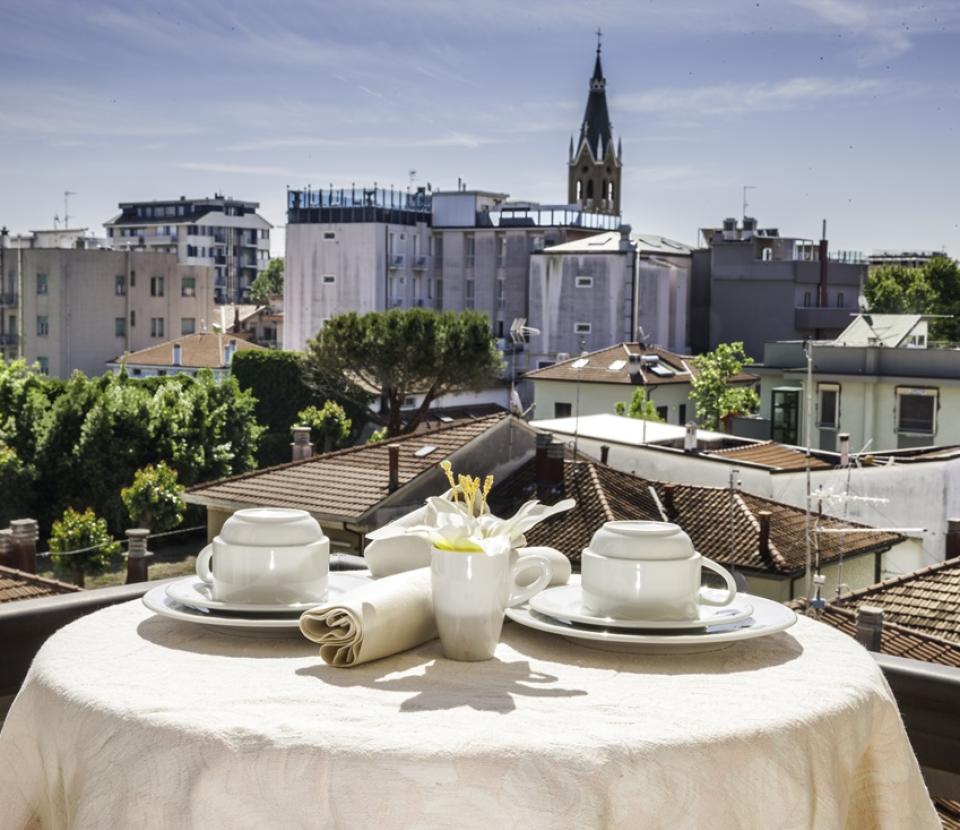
[0,599,939,830]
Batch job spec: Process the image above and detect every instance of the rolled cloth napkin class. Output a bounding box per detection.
[364,505,572,585]
[299,568,436,667]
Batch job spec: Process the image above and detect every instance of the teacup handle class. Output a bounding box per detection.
[698,558,737,607]
[196,544,214,585]
[507,554,551,607]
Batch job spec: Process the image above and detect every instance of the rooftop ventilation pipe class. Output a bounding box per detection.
[855,605,884,652]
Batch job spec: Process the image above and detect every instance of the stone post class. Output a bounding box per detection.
[10,518,39,574]
[855,605,884,652]
[125,528,153,584]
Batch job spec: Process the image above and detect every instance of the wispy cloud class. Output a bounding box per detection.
[221,131,500,153]
[615,77,884,116]
[174,162,299,177]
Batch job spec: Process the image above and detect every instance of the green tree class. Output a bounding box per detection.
[303,309,504,437]
[689,342,759,431]
[297,402,352,452]
[249,258,283,305]
[49,507,121,587]
[924,256,960,342]
[0,443,33,526]
[614,389,663,422]
[864,265,935,315]
[121,462,186,532]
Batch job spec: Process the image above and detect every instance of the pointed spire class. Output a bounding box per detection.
[577,35,613,162]
[617,136,622,161]
[569,134,574,161]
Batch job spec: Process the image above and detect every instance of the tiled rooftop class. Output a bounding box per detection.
[706,441,835,472]
[0,566,81,604]
[110,333,266,369]
[489,457,900,575]
[185,414,508,522]
[834,557,960,644]
[523,342,757,388]
[938,799,960,830]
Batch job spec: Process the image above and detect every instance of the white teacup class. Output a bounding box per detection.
[196,508,329,605]
[431,546,551,661]
[581,521,737,621]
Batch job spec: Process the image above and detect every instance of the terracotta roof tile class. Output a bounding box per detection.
[523,342,756,388]
[490,456,898,576]
[110,333,266,369]
[185,414,508,522]
[707,441,835,471]
[833,557,960,643]
[0,566,81,603]
[937,799,960,830]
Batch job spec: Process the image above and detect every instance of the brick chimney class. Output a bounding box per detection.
[10,518,38,574]
[599,444,610,465]
[388,445,401,492]
[855,605,884,652]
[125,529,152,584]
[757,510,772,565]
[291,426,314,461]
[0,528,13,568]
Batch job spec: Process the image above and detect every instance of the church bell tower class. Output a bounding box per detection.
[568,33,622,215]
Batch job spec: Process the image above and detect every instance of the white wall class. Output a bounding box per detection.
[531,378,694,425]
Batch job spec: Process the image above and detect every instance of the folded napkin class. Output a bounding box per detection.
[299,568,436,667]
[364,506,572,586]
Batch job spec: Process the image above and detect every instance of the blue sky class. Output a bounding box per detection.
[1,0,958,257]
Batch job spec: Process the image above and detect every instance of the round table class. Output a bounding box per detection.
[0,599,939,829]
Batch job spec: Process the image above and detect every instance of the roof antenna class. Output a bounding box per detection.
[596,27,602,54]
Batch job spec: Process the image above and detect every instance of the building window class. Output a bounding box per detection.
[465,279,475,301]
[817,384,840,429]
[464,235,475,268]
[132,368,142,376]
[678,404,687,425]
[574,322,592,334]
[115,317,126,337]
[115,275,126,296]
[36,316,48,337]
[496,233,506,267]
[803,291,811,308]
[181,276,196,297]
[531,235,544,252]
[554,402,573,418]
[150,317,165,338]
[896,387,937,435]
[37,356,49,376]
[324,232,336,240]
[150,276,165,297]
[181,317,195,335]
[130,310,136,327]
[656,406,668,422]
[130,271,136,287]
[436,279,443,302]
[497,320,504,338]
[837,292,845,307]
[322,274,336,284]
[575,276,594,288]
[36,274,48,295]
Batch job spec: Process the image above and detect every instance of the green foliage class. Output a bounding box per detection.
[689,342,760,432]
[49,507,121,587]
[304,309,504,436]
[297,401,351,452]
[614,389,663,422]
[0,358,263,536]
[0,443,32,526]
[121,462,186,533]
[924,256,960,342]
[249,257,284,306]
[367,426,388,444]
[864,266,935,315]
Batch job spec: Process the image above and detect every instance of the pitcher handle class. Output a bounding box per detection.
[698,558,738,607]
[196,544,214,585]
[507,554,551,607]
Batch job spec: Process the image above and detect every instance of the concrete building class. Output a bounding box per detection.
[752,314,960,453]
[283,44,626,357]
[524,342,756,424]
[528,230,692,363]
[690,217,867,360]
[869,250,948,269]
[104,195,272,304]
[1,227,107,251]
[107,332,265,381]
[0,247,216,377]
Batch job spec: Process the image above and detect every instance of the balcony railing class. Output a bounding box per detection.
[389,254,405,269]
[412,255,430,271]
[0,334,17,346]
[0,292,16,306]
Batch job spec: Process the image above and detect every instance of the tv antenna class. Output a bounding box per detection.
[64,190,77,230]
[742,185,756,219]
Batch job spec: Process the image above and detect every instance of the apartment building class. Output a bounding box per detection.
[690,217,867,360]
[283,44,629,360]
[0,247,216,377]
[103,195,272,304]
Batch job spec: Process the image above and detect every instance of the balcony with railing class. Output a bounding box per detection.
[0,292,16,307]
[388,254,406,269]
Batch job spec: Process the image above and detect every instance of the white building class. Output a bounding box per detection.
[104,195,272,305]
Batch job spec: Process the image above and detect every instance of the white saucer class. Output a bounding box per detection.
[166,576,329,613]
[506,591,796,654]
[143,571,373,633]
[529,584,754,630]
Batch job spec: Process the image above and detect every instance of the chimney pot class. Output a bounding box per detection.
[683,422,698,453]
[125,528,152,584]
[757,510,772,563]
[388,445,401,492]
[10,518,39,574]
[839,432,850,468]
[855,604,884,652]
[600,444,610,465]
[0,529,13,568]
[291,425,314,461]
